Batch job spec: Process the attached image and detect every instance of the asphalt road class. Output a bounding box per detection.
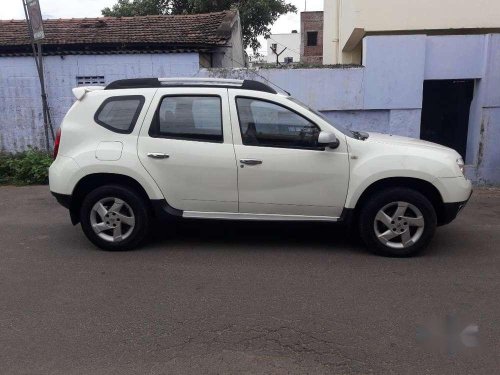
[0,186,499,374]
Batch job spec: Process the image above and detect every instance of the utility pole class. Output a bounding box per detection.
[22,0,54,152]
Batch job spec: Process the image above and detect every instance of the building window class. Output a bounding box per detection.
[271,43,278,51]
[307,32,318,47]
[77,76,105,86]
[284,57,294,64]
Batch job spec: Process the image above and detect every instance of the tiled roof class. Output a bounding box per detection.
[0,11,236,55]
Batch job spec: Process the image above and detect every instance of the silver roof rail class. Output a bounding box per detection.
[158,78,244,87]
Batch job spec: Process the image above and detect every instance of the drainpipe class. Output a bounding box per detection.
[337,0,342,64]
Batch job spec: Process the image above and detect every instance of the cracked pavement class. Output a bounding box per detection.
[0,186,499,374]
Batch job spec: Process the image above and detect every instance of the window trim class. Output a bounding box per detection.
[94,95,145,134]
[235,96,325,151]
[149,94,224,144]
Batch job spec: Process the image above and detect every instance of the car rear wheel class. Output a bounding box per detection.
[80,185,150,251]
[359,188,437,257]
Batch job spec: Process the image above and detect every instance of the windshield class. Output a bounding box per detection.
[287,97,354,138]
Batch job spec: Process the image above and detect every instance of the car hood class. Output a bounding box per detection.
[365,132,458,154]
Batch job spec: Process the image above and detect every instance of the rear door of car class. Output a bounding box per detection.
[138,88,238,213]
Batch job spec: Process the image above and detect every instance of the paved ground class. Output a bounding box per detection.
[0,186,499,374]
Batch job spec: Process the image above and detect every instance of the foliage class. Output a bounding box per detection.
[102,0,297,52]
[0,148,52,185]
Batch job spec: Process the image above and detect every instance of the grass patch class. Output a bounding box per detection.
[0,148,53,185]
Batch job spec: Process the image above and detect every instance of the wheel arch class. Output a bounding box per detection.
[348,177,448,225]
[69,173,153,225]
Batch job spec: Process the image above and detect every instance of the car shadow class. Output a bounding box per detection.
[147,219,367,255]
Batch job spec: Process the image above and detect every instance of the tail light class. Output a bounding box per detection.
[53,128,62,159]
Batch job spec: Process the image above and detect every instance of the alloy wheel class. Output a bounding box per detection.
[373,201,425,249]
[90,197,135,243]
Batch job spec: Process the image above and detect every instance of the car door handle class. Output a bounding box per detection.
[147,152,170,159]
[240,159,263,166]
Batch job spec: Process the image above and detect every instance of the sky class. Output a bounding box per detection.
[1,0,323,55]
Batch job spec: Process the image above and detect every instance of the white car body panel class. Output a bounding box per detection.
[228,90,350,217]
[50,88,165,200]
[49,80,473,224]
[137,88,238,212]
[344,132,471,208]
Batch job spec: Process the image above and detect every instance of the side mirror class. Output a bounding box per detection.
[318,131,340,149]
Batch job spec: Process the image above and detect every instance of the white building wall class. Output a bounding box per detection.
[0,53,199,152]
[266,33,301,64]
[323,0,500,64]
[346,0,500,33]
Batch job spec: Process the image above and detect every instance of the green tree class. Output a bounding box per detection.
[102,0,297,52]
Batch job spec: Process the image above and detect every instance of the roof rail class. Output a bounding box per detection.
[158,78,243,86]
[105,78,277,94]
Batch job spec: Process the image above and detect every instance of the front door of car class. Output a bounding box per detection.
[138,88,238,213]
[228,90,350,218]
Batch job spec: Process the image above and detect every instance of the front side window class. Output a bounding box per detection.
[236,97,321,149]
[95,96,145,134]
[151,96,223,143]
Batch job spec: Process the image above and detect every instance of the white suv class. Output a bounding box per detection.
[49,78,472,257]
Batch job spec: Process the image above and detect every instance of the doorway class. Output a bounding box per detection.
[420,80,474,159]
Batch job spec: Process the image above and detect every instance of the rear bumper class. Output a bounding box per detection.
[51,192,72,209]
[438,190,473,226]
[51,192,79,225]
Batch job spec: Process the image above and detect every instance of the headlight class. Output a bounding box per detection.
[457,158,465,175]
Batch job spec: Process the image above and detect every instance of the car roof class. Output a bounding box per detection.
[104,78,278,94]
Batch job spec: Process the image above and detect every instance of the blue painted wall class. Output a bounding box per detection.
[1,34,499,184]
[206,34,500,184]
[0,53,199,151]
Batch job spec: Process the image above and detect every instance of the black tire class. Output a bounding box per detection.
[80,185,150,251]
[358,188,437,257]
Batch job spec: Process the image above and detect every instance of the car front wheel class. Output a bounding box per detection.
[359,188,437,257]
[80,185,150,251]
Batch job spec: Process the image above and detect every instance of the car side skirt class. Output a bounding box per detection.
[53,194,347,224]
[182,211,340,222]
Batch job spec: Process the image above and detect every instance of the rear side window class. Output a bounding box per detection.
[150,96,223,143]
[94,96,145,134]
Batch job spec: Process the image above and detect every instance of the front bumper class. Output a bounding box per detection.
[438,190,473,226]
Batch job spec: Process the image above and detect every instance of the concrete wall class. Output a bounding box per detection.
[1,33,499,184]
[322,0,339,65]
[0,53,199,152]
[266,33,301,64]
[348,0,500,33]
[324,0,500,64]
[215,13,246,69]
[206,33,500,184]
